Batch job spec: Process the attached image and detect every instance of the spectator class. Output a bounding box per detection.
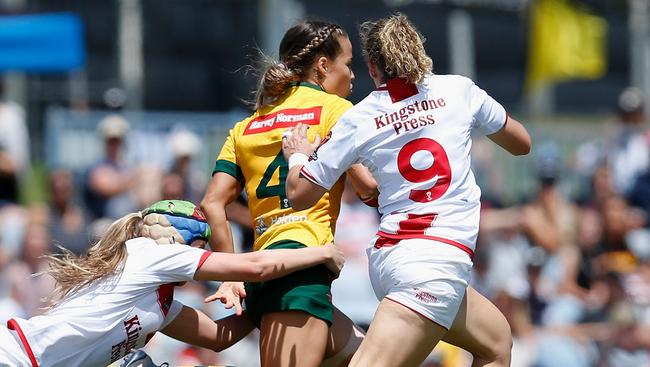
[48,169,92,255]
[520,144,580,313]
[168,129,206,203]
[0,80,30,204]
[161,171,186,200]
[84,114,136,219]
[576,87,649,198]
[608,88,649,196]
[5,220,55,316]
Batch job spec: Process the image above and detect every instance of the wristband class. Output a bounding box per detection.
[288,153,309,169]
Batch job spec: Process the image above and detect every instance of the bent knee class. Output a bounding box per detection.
[477,322,513,363]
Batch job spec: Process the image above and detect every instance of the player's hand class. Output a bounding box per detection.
[322,243,345,277]
[281,123,321,161]
[204,281,246,316]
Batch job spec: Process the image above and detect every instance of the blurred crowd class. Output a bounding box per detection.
[470,87,650,367]
[1,84,650,367]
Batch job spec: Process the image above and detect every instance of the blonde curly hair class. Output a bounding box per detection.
[360,13,432,84]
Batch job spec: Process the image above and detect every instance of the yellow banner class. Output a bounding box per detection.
[526,0,607,91]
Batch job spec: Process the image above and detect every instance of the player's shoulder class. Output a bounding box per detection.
[427,73,475,89]
[319,91,353,110]
[230,114,255,136]
[338,95,372,123]
[125,237,158,253]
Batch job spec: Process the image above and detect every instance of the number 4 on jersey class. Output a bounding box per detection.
[256,151,291,209]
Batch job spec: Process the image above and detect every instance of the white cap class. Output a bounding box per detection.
[169,130,201,157]
[98,114,130,139]
[618,87,644,113]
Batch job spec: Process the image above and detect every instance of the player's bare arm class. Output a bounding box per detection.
[487,115,532,155]
[282,123,328,210]
[200,171,241,253]
[194,243,345,282]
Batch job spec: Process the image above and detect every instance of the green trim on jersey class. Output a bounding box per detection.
[288,81,323,92]
[213,159,244,183]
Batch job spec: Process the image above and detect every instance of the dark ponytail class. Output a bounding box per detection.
[255,20,347,109]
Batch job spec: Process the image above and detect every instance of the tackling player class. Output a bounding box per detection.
[283,14,531,367]
[0,200,344,367]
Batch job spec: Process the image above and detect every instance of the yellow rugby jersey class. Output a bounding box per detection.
[214,82,352,251]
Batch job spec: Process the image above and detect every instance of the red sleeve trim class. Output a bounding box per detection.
[7,319,39,367]
[299,167,320,185]
[196,251,212,271]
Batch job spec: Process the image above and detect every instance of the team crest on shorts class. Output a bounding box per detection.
[413,288,439,304]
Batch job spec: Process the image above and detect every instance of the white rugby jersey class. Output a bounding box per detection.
[301,75,507,258]
[6,237,211,367]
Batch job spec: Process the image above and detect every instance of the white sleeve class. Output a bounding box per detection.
[132,240,211,284]
[301,116,359,190]
[466,79,507,135]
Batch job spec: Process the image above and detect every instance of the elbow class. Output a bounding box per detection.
[246,253,271,281]
[199,199,212,216]
[511,138,532,156]
[512,144,531,156]
[290,200,311,212]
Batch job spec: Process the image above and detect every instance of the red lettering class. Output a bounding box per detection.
[393,122,404,135]
[375,115,387,129]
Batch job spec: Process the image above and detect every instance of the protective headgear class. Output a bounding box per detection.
[141,200,211,245]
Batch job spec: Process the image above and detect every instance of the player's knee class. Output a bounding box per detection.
[483,321,513,362]
[470,318,512,364]
[495,323,513,360]
[322,324,364,367]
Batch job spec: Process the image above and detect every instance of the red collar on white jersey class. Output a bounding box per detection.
[376,78,419,103]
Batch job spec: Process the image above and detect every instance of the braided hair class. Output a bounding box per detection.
[255,20,346,109]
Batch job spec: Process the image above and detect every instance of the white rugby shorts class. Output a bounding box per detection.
[367,238,473,329]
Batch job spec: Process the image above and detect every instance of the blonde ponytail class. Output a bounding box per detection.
[44,212,143,306]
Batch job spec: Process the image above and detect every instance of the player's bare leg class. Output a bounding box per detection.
[321,307,365,367]
[442,286,512,367]
[348,298,447,367]
[259,310,329,367]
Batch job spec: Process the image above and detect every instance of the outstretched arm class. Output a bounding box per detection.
[161,305,255,352]
[200,172,242,253]
[193,243,344,282]
[487,116,532,156]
